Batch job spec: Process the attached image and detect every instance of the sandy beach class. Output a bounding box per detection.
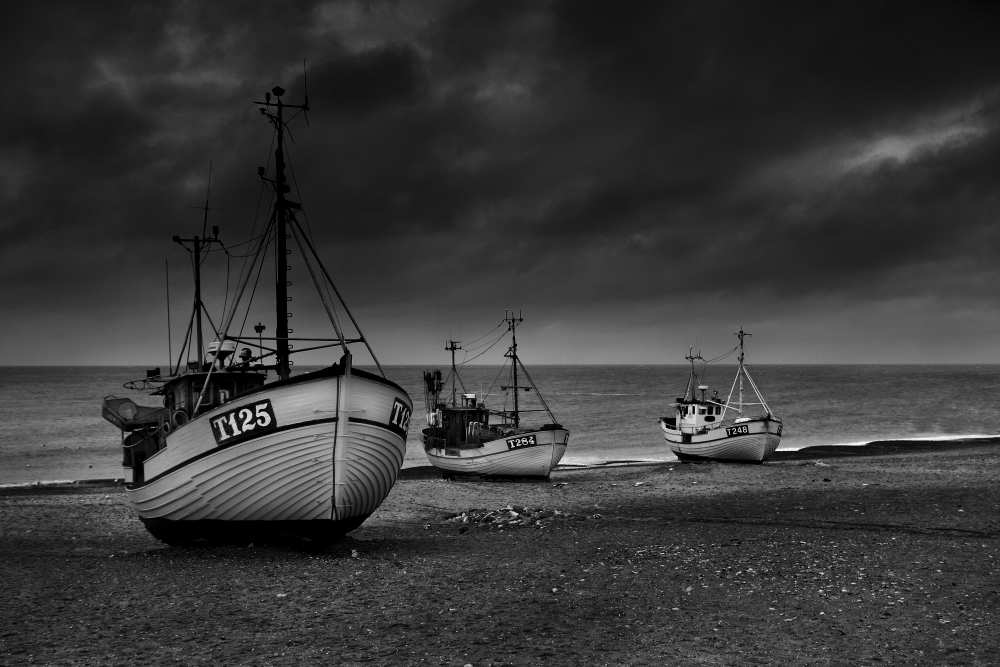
[1,440,997,665]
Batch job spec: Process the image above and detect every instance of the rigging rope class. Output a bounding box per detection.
[482,362,508,403]
[704,346,737,364]
[461,329,508,364]
[291,211,385,375]
[516,359,557,422]
[285,139,317,243]
[282,135,385,374]
[462,320,506,350]
[289,217,347,349]
[219,212,275,349]
[218,158,272,330]
[230,227,274,365]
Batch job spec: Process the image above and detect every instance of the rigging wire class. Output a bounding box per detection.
[284,131,318,242]
[204,231,269,257]
[292,213,385,374]
[217,138,275,341]
[218,249,231,329]
[230,220,275,363]
[704,346,737,364]
[481,361,508,403]
[462,320,506,350]
[172,307,196,374]
[219,211,275,346]
[460,329,508,364]
[687,345,739,392]
[515,359,557,422]
[289,215,348,349]
[281,138,386,374]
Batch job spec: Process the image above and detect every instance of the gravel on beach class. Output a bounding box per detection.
[1,441,997,665]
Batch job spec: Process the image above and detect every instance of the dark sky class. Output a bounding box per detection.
[4,1,1000,365]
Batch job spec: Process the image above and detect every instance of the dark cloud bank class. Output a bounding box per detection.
[2,1,1000,364]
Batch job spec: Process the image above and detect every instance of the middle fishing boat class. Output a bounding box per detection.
[421,312,569,479]
[659,328,782,463]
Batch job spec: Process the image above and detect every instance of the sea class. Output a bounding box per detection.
[1,364,998,485]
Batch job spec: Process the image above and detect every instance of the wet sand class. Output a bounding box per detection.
[1,440,997,665]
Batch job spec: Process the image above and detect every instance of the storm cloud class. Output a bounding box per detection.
[2,0,999,364]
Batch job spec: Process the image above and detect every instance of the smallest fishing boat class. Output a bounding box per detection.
[659,328,782,463]
[421,312,569,479]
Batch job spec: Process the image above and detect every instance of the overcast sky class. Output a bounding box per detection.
[3,1,1000,365]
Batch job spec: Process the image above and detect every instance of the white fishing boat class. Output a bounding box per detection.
[102,85,412,544]
[421,313,569,479]
[659,329,782,463]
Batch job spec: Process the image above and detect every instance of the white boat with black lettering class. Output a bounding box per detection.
[659,329,782,463]
[421,313,569,479]
[101,84,412,545]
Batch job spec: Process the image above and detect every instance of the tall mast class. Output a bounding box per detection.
[274,92,290,381]
[505,310,523,427]
[684,347,702,401]
[256,86,309,381]
[445,339,461,406]
[736,327,750,410]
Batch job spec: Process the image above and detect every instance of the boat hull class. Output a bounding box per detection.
[660,417,781,463]
[126,366,411,543]
[423,427,569,479]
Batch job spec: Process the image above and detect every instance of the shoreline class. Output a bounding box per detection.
[2,436,997,492]
[1,437,997,663]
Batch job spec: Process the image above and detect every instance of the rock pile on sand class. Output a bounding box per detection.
[447,504,585,529]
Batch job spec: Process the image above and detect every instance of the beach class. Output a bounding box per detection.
[1,440,997,665]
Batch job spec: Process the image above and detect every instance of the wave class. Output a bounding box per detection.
[779,433,1000,451]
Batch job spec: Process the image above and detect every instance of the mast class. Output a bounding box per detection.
[446,339,461,406]
[736,327,750,410]
[684,347,702,401]
[272,90,291,381]
[256,86,309,381]
[172,229,220,372]
[504,310,523,427]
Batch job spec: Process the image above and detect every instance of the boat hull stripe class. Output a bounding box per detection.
[130,416,404,489]
[350,416,407,439]
[132,417,338,488]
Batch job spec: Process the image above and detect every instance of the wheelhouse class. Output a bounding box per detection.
[427,393,490,448]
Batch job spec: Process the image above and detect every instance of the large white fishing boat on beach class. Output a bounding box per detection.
[101,85,412,544]
[421,313,569,479]
[659,329,782,463]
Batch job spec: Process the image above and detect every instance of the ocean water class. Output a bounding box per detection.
[0,364,998,484]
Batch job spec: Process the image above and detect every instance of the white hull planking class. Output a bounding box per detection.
[128,369,410,523]
[660,418,781,463]
[424,428,569,478]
